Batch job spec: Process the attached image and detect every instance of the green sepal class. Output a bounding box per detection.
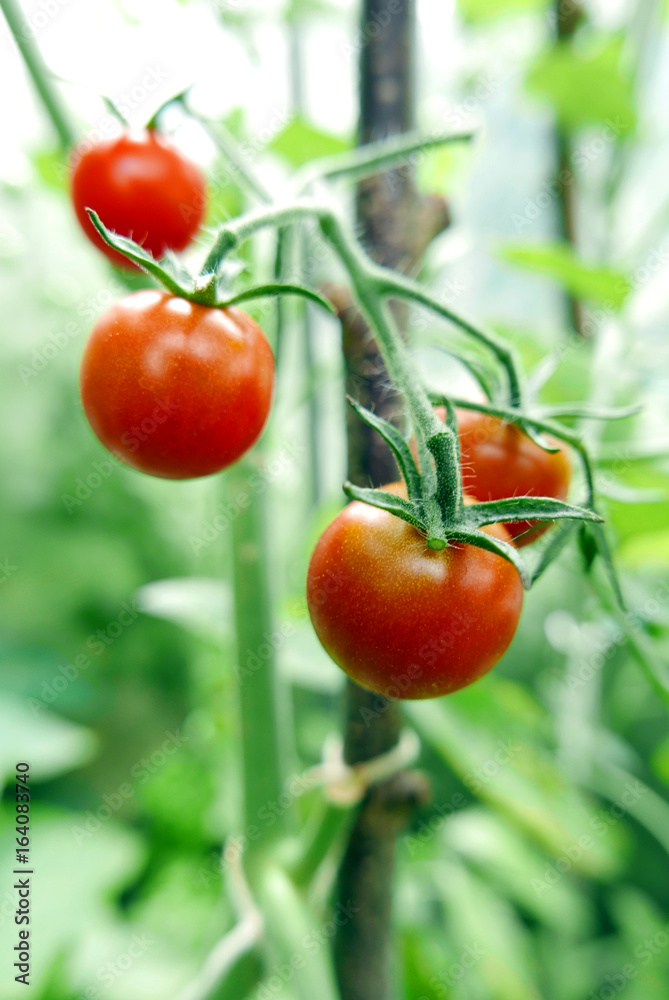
[430,350,501,404]
[530,522,578,584]
[342,483,427,532]
[87,210,194,295]
[540,403,642,421]
[520,422,562,454]
[583,522,626,611]
[219,283,336,314]
[446,529,530,588]
[464,496,603,529]
[346,397,423,500]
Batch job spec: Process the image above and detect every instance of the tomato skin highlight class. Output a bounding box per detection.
[80,291,275,480]
[307,488,523,699]
[454,408,572,546]
[70,130,206,270]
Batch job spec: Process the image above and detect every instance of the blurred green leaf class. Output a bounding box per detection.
[457,0,550,22]
[269,117,351,167]
[526,37,636,135]
[136,577,233,641]
[408,680,625,878]
[498,242,631,308]
[0,695,96,789]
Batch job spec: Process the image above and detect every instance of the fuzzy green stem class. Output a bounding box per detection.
[295,128,475,191]
[374,269,525,408]
[445,395,596,506]
[0,0,75,149]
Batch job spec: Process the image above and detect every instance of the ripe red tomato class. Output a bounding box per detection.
[453,408,572,547]
[307,485,523,699]
[70,130,206,270]
[80,291,274,479]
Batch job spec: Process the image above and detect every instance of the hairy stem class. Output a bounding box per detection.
[0,0,75,149]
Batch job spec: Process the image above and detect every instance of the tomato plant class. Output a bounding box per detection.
[307,485,524,699]
[80,290,275,479]
[70,129,206,269]
[451,407,572,547]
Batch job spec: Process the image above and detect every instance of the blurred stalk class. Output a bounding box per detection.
[0,0,75,149]
[554,0,585,337]
[228,458,289,847]
[287,12,323,504]
[332,1,437,997]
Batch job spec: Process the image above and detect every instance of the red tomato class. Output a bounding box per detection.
[453,408,572,547]
[307,485,523,699]
[70,130,206,270]
[80,291,274,479]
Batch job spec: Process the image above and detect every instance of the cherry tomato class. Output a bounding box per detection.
[307,485,523,699]
[80,290,274,479]
[453,408,572,547]
[70,130,206,270]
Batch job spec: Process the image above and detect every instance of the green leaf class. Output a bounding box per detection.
[586,523,626,609]
[465,497,602,529]
[346,396,422,499]
[0,696,96,789]
[530,522,578,583]
[32,148,68,191]
[269,116,351,167]
[457,0,550,22]
[220,283,336,314]
[447,528,530,587]
[526,36,637,135]
[407,684,625,876]
[498,242,631,309]
[136,577,233,641]
[342,483,427,532]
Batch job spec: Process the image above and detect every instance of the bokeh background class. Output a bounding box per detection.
[1,0,669,998]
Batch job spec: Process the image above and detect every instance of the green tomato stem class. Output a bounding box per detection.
[294,127,475,191]
[228,458,290,847]
[0,0,76,150]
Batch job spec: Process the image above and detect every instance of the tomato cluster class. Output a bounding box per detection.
[307,412,573,699]
[71,126,573,700]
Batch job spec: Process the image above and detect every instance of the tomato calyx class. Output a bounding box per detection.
[86,209,335,315]
[344,394,604,589]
